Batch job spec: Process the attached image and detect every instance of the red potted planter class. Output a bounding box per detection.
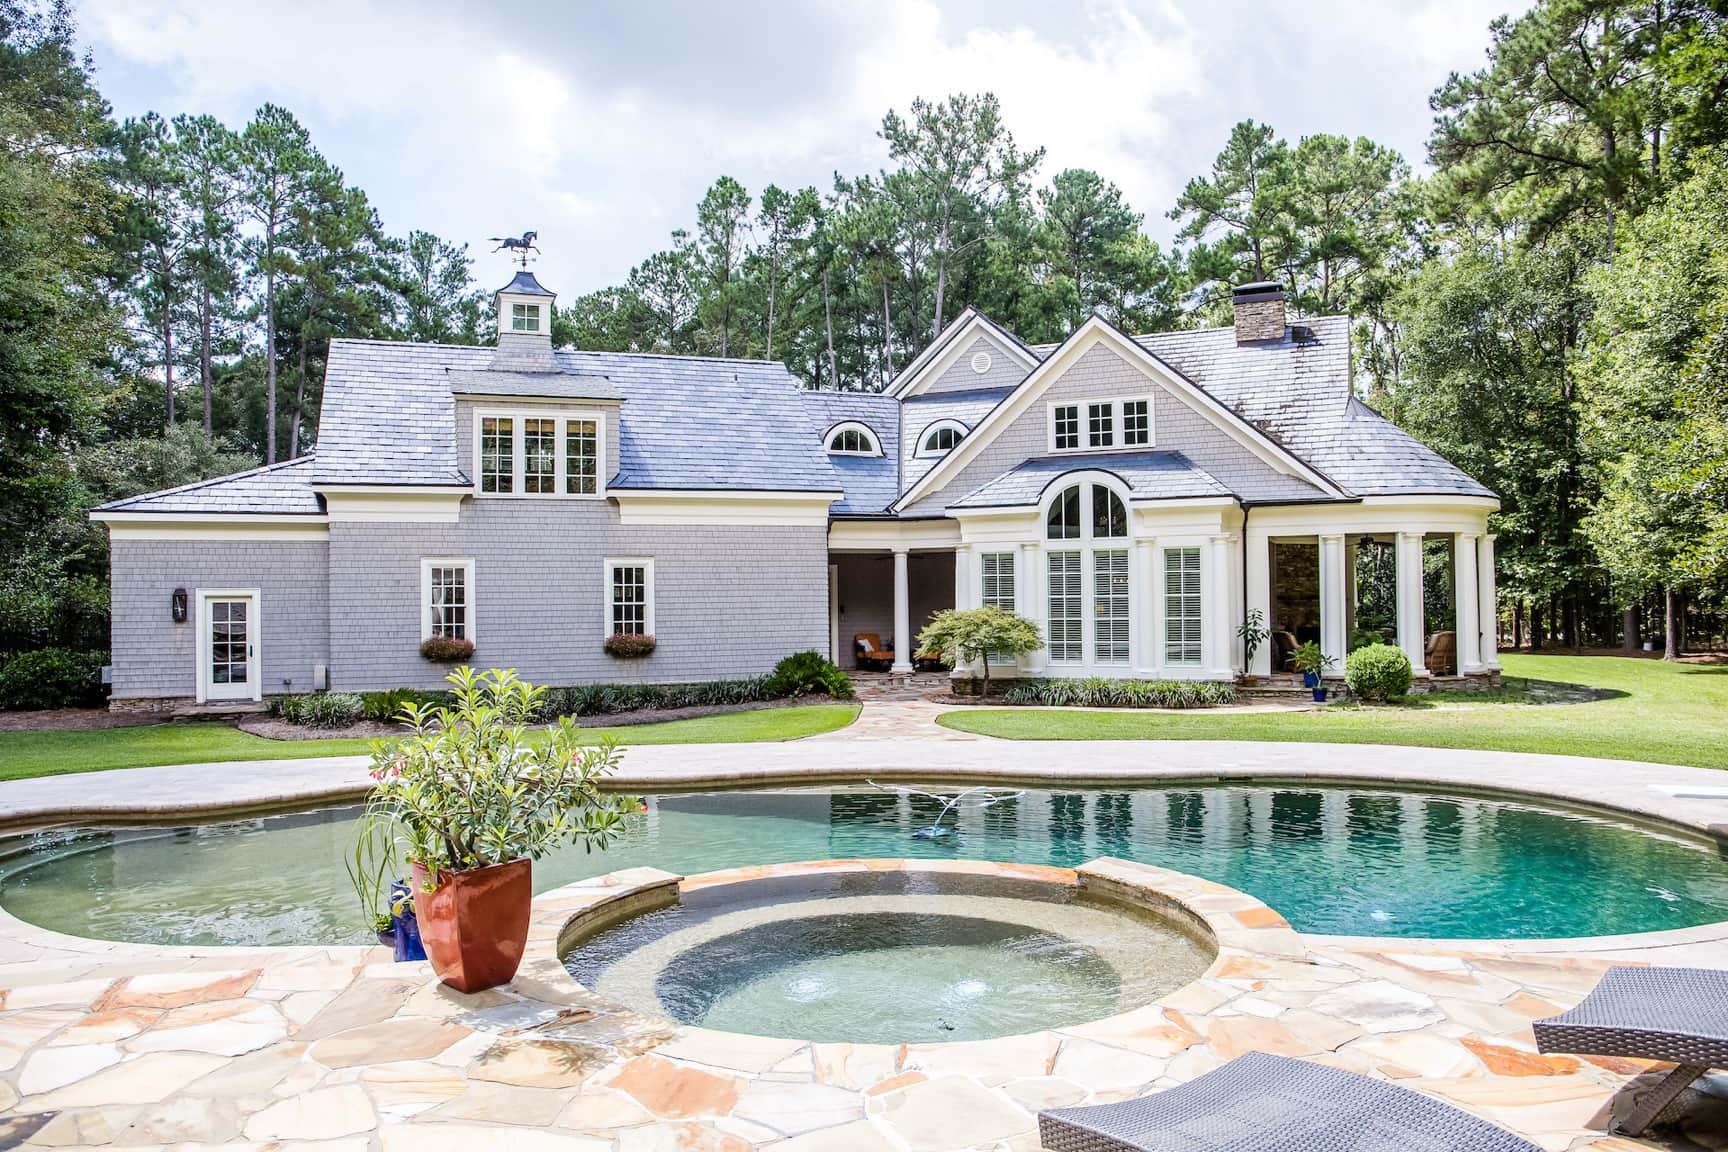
[410,857,533,993]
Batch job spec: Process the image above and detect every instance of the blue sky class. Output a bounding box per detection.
[79,0,1520,297]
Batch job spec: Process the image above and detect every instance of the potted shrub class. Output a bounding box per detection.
[420,636,474,663]
[1290,640,1335,695]
[916,607,1043,699]
[604,632,656,658]
[1235,610,1270,686]
[346,818,425,961]
[363,667,638,992]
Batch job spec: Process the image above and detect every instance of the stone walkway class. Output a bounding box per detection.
[2,858,1726,1150]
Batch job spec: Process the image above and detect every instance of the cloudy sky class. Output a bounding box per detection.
[79,0,1520,296]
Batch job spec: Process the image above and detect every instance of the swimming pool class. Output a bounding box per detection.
[3,782,1725,945]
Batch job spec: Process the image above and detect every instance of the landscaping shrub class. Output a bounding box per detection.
[274,692,366,728]
[361,688,449,723]
[766,651,855,700]
[0,647,106,710]
[998,678,1236,709]
[1344,643,1413,701]
[603,633,656,658]
[419,637,474,663]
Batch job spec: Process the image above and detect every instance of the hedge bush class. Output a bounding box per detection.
[999,677,1235,709]
[538,675,777,719]
[274,692,366,728]
[1344,643,1413,701]
[766,651,854,700]
[0,648,106,710]
[360,688,451,722]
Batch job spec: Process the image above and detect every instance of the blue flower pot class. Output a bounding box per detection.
[390,878,427,962]
[1302,671,1320,688]
[1312,687,1328,703]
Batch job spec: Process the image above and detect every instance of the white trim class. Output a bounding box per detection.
[195,589,261,704]
[823,420,883,457]
[914,419,969,459]
[94,511,329,525]
[324,491,465,524]
[828,517,962,552]
[103,519,330,542]
[471,406,608,500]
[604,556,656,637]
[420,556,475,644]
[310,484,473,495]
[614,490,837,526]
[1038,476,1135,672]
[897,319,1346,510]
[886,312,1039,398]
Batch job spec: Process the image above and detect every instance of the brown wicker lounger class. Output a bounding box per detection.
[1533,965,1728,1135]
[1038,1051,1540,1151]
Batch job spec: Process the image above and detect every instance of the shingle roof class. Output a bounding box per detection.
[498,270,554,297]
[799,390,900,513]
[901,386,1013,489]
[445,368,623,401]
[949,450,1230,509]
[95,456,324,516]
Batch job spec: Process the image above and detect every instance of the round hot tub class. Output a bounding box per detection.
[560,864,1215,1045]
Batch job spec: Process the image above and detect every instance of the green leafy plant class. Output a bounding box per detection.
[1236,609,1270,673]
[346,810,399,934]
[1290,641,1334,677]
[366,667,640,879]
[916,606,1043,698]
[998,677,1236,709]
[360,688,446,723]
[273,691,365,728]
[0,648,105,710]
[766,651,854,700]
[1345,643,1413,702]
[603,633,656,658]
[420,637,474,662]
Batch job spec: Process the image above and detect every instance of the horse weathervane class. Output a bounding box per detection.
[489,230,540,268]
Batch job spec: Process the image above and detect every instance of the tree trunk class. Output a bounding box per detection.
[765,248,778,361]
[980,651,991,700]
[822,266,838,390]
[1664,586,1681,660]
[932,201,951,342]
[1622,604,1639,653]
[200,286,214,436]
[1513,601,1524,651]
[290,335,308,458]
[1531,602,1546,650]
[881,281,896,382]
[162,287,175,431]
[264,227,277,464]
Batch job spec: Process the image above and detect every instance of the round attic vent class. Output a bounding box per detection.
[970,350,992,374]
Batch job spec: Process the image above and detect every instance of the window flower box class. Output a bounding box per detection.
[420,637,474,663]
[604,633,656,659]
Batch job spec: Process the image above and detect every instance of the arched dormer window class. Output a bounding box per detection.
[1043,479,1133,666]
[916,419,968,458]
[826,421,880,456]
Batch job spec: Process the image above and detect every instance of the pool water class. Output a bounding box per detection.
[3,783,1726,945]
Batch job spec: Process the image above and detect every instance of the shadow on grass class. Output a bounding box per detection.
[1406,677,1627,708]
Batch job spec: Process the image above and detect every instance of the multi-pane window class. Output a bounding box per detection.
[209,599,248,684]
[428,565,468,639]
[1046,485,1081,539]
[1088,402,1114,448]
[1164,547,1203,665]
[511,302,539,332]
[922,424,963,454]
[1123,399,1150,445]
[523,418,557,494]
[1092,484,1127,538]
[480,417,514,493]
[609,561,651,635]
[980,552,1016,612]
[1094,549,1130,663]
[1052,404,1080,451]
[828,427,877,454]
[1047,551,1082,662]
[566,419,598,494]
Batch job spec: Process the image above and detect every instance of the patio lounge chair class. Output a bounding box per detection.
[854,633,895,671]
[1038,1051,1539,1151]
[1533,965,1728,1136]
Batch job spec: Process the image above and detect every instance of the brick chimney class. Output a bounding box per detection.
[1232,281,1286,344]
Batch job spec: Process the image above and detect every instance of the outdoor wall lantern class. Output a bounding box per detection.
[171,587,187,623]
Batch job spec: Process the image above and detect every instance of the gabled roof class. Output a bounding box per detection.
[885,307,1040,398]
[950,451,1231,510]
[799,390,900,514]
[93,456,324,516]
[901,385,1014,489]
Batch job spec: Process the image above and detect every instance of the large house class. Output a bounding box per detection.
[94,273,1500,708]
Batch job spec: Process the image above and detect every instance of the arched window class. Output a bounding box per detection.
[1043,480,1133,666]
[916,420,967,458]
[826,422,880,456]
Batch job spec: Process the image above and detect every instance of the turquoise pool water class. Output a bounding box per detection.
[2,783,1726,946]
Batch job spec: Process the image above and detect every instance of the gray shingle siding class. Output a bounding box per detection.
[919,334,1030,396]
[109,539,330,699]
[327,501,828,691]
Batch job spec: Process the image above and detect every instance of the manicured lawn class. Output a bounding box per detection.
[936,654,1728,769]
[0,704,860,783]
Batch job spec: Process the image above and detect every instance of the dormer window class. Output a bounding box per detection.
[510,302,540,332]
[474,408,605,498]
[1050,397,1153,453]
[826,422,880,456]
[917,421,967,458]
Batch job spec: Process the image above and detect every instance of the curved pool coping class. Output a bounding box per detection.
[2,736,1727,960]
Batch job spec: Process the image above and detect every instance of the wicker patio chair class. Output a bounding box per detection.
[1038,1051,1539,1151]
[1533,965,1728,1136]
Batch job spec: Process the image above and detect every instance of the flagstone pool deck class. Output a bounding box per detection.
[3,704,1728,1149]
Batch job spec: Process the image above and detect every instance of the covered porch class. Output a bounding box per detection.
[828,522,960,673]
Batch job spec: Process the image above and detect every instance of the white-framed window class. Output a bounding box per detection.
[1094,549,1130,663]
[421,557,474,642]
[1047,551,1082,662]
[980,552,1015,612]
[473,408,607,499]
[826,421,880,456]
[917,420,967,458]
[1044,481,1132,666]
[605,557,655,636]
[1164,547,1203,665]
[511,302,540,332]
[1049,396,1153,453]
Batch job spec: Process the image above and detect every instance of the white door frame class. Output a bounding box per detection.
[196,588,262,704]
[828,562,840,664]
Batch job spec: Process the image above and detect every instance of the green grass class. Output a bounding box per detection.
[936,654,1728,769]
[0,703,860,783]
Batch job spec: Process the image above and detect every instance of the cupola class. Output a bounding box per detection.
[492,270,557,371]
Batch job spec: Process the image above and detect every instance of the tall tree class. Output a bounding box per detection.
[396,230,483,345]
[172,114,241,435]
[113,112,191,430]
[753,184,818,359]
[238,103,316,463]
[1170,120,1289,316]
[694,176,751,357]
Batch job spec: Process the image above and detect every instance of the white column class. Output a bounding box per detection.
[1205,534,1234,678]
[1020,541,1044,673]
[1477,534,1500,670]
[891,548,913,673]
[1318,533,1347,677]
[1395,531,1429,676]
[1244,528,1271,676]
[1455,533,1483,673]
[955,546,976,611]
[1133,538,1157,674]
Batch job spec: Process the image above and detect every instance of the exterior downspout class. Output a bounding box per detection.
[1239,502,1250,676]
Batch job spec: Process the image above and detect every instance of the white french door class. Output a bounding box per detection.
[200,592,260,702]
